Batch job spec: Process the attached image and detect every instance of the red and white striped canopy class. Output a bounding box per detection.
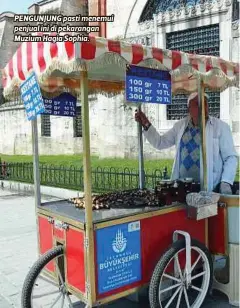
[2,35,239,98]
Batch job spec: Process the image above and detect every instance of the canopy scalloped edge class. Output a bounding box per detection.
[2,37,239,100]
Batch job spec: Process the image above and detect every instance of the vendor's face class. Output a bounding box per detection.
[188,97,208,124]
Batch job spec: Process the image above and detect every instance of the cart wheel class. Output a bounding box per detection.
[21,246,78,308]
[149,239,213,308]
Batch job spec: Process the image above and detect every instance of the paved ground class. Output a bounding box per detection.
[0,188,235,308]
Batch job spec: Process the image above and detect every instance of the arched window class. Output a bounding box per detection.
[139,0,205,22]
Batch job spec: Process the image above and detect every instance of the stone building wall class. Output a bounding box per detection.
[0,99,100,156]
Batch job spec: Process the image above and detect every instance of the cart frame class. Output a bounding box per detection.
[2,34,239,308]
[29,66,209,308]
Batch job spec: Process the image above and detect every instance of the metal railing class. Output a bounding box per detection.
[0,162,169,193]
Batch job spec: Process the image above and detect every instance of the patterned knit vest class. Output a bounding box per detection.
[179,121,200,182]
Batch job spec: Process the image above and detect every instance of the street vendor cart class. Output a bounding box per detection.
[2,35,239,308]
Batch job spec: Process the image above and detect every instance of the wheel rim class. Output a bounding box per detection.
[158,246,210,308]
[30,253,76,308]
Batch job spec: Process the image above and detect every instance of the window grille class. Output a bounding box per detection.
[232,0,239,22]
[41,114,51,137]
[166,24,220,120]
[73,106,82,137]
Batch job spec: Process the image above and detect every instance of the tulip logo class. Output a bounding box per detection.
[112,230,127,253]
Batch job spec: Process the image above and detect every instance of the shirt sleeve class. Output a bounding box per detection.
[143,123,177,150]
[219,122,238,185]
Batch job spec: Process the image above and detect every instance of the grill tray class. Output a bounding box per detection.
[69,189,163,210]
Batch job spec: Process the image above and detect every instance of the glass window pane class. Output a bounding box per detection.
[41,114,51,137]
[73,106,82,137]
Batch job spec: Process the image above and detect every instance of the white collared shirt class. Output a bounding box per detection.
[143,116,238,191]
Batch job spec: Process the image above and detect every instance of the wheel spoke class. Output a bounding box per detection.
[163,273,181,283]
[164,286,182,308]
[191,285,203,293]
[175,255,183,279]
[55,260,64,285]
[60,294,65,308]
[38,275,59,287]
[176,287,184,308]
[191,271,206,281]
[183,287,190,308]
[49,292,63,308]
[32,290,59,299]
[65,293,74,308]
[159,283,182,295]
[191,255,201,272]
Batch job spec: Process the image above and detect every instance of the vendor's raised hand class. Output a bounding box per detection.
[135,110,151,130]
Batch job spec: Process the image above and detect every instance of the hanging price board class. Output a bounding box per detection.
[125,65,172,104]
[43,93,77,117]
[20,72,45,121]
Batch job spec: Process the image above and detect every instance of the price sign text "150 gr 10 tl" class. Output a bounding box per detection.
[125,65,172,104]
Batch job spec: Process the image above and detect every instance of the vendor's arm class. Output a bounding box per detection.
[219,122,238,185]
[135,109,177,150]
[143,124,177,150]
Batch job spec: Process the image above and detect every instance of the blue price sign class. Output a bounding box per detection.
[20,72,45,121]
[125,65,172,104]
[43,93,77,117]
[96,221,141,294]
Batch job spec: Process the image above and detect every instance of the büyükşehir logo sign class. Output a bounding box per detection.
[96,222,141,294]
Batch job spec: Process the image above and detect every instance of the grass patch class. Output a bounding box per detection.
[0,154,174,172]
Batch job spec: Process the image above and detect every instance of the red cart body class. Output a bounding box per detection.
[38,201,221,305]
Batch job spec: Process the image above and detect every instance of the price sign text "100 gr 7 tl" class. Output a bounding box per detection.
[125,65,172,104]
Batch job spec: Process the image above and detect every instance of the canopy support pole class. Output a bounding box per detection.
[31,119,41,210]
[198,78,208,191]
[31,118,41,255]
[137,105,145,189]
[81,71,96,306]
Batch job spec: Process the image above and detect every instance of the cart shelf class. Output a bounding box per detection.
[38,200,183,226]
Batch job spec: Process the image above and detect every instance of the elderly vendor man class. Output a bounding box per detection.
[135,92,238,194]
